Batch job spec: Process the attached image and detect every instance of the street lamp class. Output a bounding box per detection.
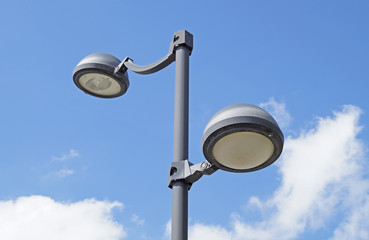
[73,53,129,98]
[201,103,284,173]
[73,30,284,240]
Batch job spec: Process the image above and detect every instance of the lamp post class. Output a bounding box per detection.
[73,30,284,240]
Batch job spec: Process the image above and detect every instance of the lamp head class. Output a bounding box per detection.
[73,53,129,98]
[201,104,284,173]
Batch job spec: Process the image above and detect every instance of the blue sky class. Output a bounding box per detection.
[0,1,368,239]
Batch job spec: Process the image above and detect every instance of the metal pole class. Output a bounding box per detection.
[172,45,190,240]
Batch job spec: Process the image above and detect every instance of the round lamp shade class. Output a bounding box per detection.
[201,104,284,172]
[73,53,129,98]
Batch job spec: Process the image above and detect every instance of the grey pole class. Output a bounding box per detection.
[172,45,190,240]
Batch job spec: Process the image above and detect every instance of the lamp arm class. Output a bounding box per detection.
[114,30,193,76]
[119,54,175,75]
[168,160,218,190]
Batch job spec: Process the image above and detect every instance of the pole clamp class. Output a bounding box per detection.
[168,160,217,189]
[169,30,193,55]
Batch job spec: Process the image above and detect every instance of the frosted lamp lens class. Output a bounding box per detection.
[212,132,274,170]
[86,77,112,91]
[79,73,121,96]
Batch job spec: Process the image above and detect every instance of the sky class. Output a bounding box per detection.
[0,0,368,240]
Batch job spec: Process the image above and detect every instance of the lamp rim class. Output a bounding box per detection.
[73,63,129,99]
[201,116,284,173]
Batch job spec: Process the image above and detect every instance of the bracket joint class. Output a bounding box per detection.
[169,30,193,55]
[168,160,217,189]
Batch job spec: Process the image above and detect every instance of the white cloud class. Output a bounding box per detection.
[52,149,79,162]
[184,105,369,240]
[163,220,171,240]
[330,195,369,240]
[43,168,75,179]
[46,149,80,179]
[259,98,292,129]
[54,168,74,178]
[131,214,145,226]
[0,196,126,240]
[190,223,233,240]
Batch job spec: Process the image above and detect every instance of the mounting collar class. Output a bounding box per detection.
[168,160,218,189]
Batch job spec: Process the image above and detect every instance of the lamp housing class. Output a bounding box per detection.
[73,53,129,98]
[201,104,284,173]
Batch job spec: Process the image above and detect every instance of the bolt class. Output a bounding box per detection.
[201,162,208,169]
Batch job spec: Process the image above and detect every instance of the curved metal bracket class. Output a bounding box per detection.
[114,30,193,75]
[122,54,175,75]
[168,160,218,190]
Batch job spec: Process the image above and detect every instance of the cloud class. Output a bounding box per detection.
[259,98,292,129]
[52,149,79,162]
[190,223,233,240]
[182,105,368,240]
[330,196,369,240]
[46,149,80,179]
[53,168,74,178]
[131,214,145,226]
[43,168,75,179]
[164,220,171,240]
[0,196,126,240]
